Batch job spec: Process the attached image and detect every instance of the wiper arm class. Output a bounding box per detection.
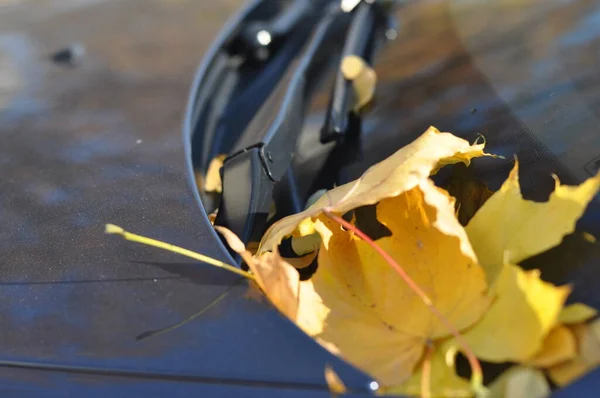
[237,0,330,61]
[321,1,392,143]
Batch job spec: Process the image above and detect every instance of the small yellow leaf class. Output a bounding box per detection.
[559,303,597,325]
[582,232,596,243]
[259,126,494,254]
[526,325,576,368]
[341,55,377,112]
[488,366,550,398]
[204,154,227,193]
[461,264,570,363]
[324,365,347,396]
[548,319,600,386]
[291,233,321,257]
[215,226,300,320]
[466,162,600,286]
[248,251,300,320]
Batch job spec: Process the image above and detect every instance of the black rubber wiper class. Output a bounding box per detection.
[186,0,398,263]
[214,4,353,258]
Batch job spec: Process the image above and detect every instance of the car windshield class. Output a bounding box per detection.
[450,1,600,182]
[318,0,600,214]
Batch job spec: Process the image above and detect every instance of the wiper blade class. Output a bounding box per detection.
[214,5,353,260]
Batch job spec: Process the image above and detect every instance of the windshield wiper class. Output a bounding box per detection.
[186,0,399,263]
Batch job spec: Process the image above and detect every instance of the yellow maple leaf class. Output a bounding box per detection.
[231,154,596,393]
[258,126,493,254]
[255,182,491,387]
[466,162,600,286]
[254,128,599,390]
[450,161,599,368]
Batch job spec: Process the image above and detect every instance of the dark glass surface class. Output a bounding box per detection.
[1,0,599,395]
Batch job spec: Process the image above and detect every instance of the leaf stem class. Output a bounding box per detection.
[421,343,434,398]
[105,224,253,280]
[136,279,240,340]
[323,212,483,394]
